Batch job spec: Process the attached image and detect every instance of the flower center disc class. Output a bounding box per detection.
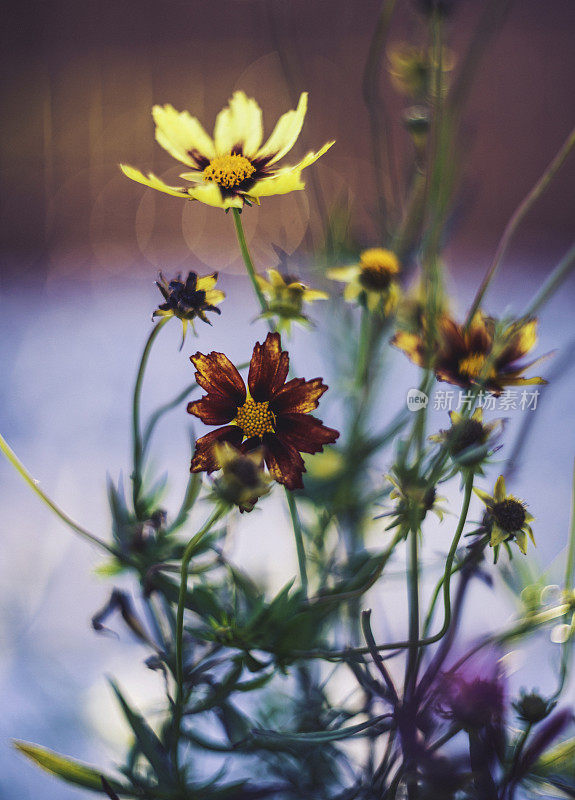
[235,397,275,439]
[493,498,526,532]
[458,353,496,380]
[203,154,256,189]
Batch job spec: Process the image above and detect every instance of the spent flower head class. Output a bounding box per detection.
[513,690,556,725]
[187,332,339,490]
[383,462,446,532]
[121,91,334,209]
[255,269,328,333]
[328,248,402,315]
[154,271,224,346]
[430,408,504,470]
[210,443,272,513]
[474,475,535,555]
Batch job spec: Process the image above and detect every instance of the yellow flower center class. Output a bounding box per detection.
[458,353,496,380]
[235,397,275,439]
[359,248,400,291]
[203,154,256,189]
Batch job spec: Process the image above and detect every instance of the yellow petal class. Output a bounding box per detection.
[473,487,493,505]
[205,289,225,305]
[471,407,483,422]
[515,530,528,554]
[196,273,218,291]
[494,475,506,502]
[152,104,215,166]
[449,411,462,424]
[327,265,360,283]
[120,164,190,198]
[343,282,362,302]
[257,92,308,165]
[490,525,508,547]
[214,91,263,158]
[514,318,538,356]
[186,183,243,209]
[268,269,287,287]
[302,288,329,302]
[248,141,334,198]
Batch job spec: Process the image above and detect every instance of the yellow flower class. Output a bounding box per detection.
[429,408,505,469]
[256,268,328,332]
[474,475,535,555]
[121,91,334,210]
[328,248,401,314]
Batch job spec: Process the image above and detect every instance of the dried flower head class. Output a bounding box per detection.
[429,408,504,468]
[187,332,339,490]
[328,248,402,315]
[513,690,556,725]
[210,443,272,513]
[121,91,334,209]
[154,271,224,345]
[393,312,548,395]
[474,475,535,555]
[255,269,328,333]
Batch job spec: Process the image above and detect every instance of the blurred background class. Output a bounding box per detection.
[1,0,574,797]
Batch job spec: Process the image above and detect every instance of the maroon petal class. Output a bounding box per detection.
[187,394,238,425]
[275,413,339,454]
[263,433,305,490]
[190,351,246,405]
[190,426,244,473]
[271,377,328,415]
[248,332,289,402]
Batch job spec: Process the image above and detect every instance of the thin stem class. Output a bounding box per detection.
[551,457,575,702]
[293,473,474,660]
[0,433,119,557]
[466,125,575,326]
[286,489,308,597]
[173,506,227,771]
[522,241,575,319]
[362,0,401,233]
[405,525,420,698]
[132,317,170,515]
[232,208,268,314]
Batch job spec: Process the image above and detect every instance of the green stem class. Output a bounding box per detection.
[405,524,420,698]
[132,317,170,516]
[286,489,308,597]
[232,208,268,314]
[551,458,575,702]
[0,433,119,557]
[522,241,575,319]
[466,125,575,326]
[173,506,227,771]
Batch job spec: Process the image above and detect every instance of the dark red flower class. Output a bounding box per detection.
[187,332,339,490]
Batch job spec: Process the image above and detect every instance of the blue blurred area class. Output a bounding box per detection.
[0,256,574,798]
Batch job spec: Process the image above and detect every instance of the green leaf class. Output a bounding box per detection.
[109,680,173,785]
[13,741,130,795]
[251,713,393,745]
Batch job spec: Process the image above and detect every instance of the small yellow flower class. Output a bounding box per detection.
[474,475,535,555]
[256,268,328,332]
[121,91,334,209]
[328,248,401,314]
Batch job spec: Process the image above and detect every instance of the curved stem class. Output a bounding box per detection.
[286,489,308,597]
[405,524,420,698]
[232,208,268,314]
[0,433,119,557]
[466,125,575,326]
[132,317,170,516]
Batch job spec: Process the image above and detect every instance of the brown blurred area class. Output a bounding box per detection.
[1,0,574,286]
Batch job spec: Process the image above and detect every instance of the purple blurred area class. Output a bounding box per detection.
[1,1,574,798]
